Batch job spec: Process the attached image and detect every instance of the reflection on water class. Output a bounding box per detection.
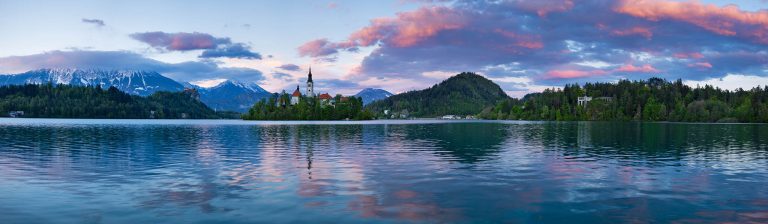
[0,119,767,223]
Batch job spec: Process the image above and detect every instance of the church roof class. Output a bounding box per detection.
[307,67,313,83]
[292,85,301,97]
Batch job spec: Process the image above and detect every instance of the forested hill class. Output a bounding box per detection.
[480,78,768,123]
[0,84,219,119]
[366,72,509,117]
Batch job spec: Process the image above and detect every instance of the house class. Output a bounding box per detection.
[291,85,301,105]
[595,97,613,102]
[441,115,460,119]
[8,111,24,118]
[318,93,332,106]
[577,96,592,106]
[578,96,613,106]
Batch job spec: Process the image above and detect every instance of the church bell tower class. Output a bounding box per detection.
[306,67,315,97]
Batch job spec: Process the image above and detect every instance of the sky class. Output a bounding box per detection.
[1,0,767,97]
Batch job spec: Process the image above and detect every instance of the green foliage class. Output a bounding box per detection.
[241,94,374,120]
[365,72,508,117]
[481,78,768,123]
[0,84,219,119]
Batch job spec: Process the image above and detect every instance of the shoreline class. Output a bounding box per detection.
[0,117,765,125]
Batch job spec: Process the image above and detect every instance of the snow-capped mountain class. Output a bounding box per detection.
[194,80,273,112]
[354,88,393,105]
[0,68,184,96]
[0,69,273,112]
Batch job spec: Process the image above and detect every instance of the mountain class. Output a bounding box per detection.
[0,68,184,96]
[366,72,509,117]
[0,69,273,113]
[195,80,272,112]
[355,88,393,105]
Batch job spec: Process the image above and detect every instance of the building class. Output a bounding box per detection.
[8,111,24,118]
[291,85,301,105]
[183,88,200,101]
[595,97,613,102]
[441,115,460,119]
[318,93,332,106]
[578,96,613,106]
[306,67,315,97]
[577,96,592,106]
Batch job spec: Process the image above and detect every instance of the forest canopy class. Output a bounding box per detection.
[0,84,219,119]
[480,78,768,123]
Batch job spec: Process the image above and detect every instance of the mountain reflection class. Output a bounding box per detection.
[1,120,767,223]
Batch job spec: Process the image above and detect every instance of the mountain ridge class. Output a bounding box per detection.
[0,68,184,96]
[354,88,393,105]
[0,69,272,112]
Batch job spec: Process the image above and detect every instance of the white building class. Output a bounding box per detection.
[577,96,592,106]
[291,85,301,105]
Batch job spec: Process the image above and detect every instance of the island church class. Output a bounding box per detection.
[279,67,343,107]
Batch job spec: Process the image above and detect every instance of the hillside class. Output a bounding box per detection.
[479,78,768,123]
[366,72,508,117]
[0,84,219,119]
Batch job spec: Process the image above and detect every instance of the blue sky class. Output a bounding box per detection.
[1,0,767,96]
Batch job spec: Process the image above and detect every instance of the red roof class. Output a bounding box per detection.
[318,93,332,100]
[292,88,301,97]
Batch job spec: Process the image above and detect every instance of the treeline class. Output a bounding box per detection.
[0,84,219,119]
[242,94,374,120]
[479,78,768,123]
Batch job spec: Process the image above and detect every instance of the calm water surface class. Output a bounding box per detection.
[1,118,767,223]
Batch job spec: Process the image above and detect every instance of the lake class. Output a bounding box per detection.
[1,119,767,223]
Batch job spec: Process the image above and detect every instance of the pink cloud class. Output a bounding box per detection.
[297,6,470,57]
[493,29,544,49]
[348,6,468,48]
[611,27,654,39]
[615,0,768,44]
[688,62,713,69]
[544,69,608,79]
[674,52,705,59]
[297,39,339,57]
[514,0,575,17]
[614,64,659,73]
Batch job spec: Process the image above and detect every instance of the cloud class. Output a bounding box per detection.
[544,69,608,79]
[0,50,265,82]
[130,31,228,51]
[297,0,768,89]
[130,31,261,59]
[81,18,105,27]
[615,0,768,44]
[272,72,293,81]
[276,64,301,71]
[199,43,261,59]
[614,64,659,73]
[297,38,341,57]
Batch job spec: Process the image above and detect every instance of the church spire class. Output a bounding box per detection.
[307,66,313,83]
